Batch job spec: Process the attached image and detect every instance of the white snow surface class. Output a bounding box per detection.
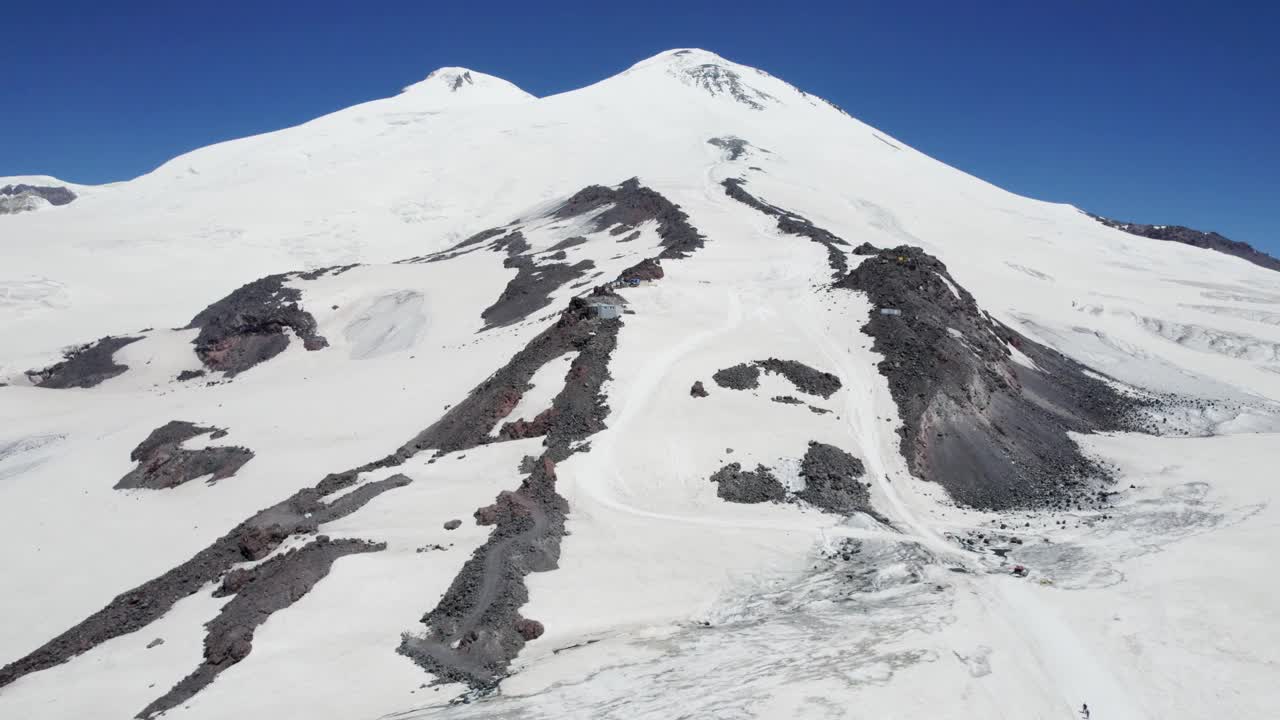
[2,48,1279,720]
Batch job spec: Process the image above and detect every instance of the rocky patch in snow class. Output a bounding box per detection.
[712,362,760,390]
[837,245,1150,510]
[796,442,871,515]
[615,257,663,284]
[0,183,76,214]
[722,178,850,276]
[712,358,841,398]
[709,462,786,503]
[675,64,776,110]
[185,273,328,376]
[756,358,842,398]
[140,537,385,718]
[710,442,876,517]
[690,380,709,398]
[115,421,253,490]
[707,136,764,161]
[26,335,142,389]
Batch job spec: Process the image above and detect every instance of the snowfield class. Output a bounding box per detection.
[2,49,1278,720]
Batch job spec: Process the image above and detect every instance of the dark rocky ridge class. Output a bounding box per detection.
[398,315,622,687]
[399,297,616,456]
[722,177,850,276]
[27,335,142,389]
[1090,213,1280,273]
[481,231,596,330]
[185,273,328,376]
[398,456,568,687]
[399,180,707,689]
[115,421,254,490]
[403,179,703,330]
[554,178,706,260]
[836,245,1150,510]
[138,538,385,718]
[0,472,411,695]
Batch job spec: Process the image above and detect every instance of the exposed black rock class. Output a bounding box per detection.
[399,228,509,265]
[712,358,840,398]
[1089,213,1280,273]
[402,299,616,455]
[707,136,750,160]
[448,71,474,91]
[709,463,786,503]
[771,395,804,405]
[399,316,620,684]
[691,381,709,398]
[617,257,664,283]
[0,183,77,214]
[0,473,411,692]
[722,177,850,276]
[542,236,588,254]
[444,519,462,531]
[482,231,595,330]
[835,245,1149,509]
[808,405,832,415]
[712,363,760,390]
[399,181,708,690]
[757,358,842,398]
[185,273,327,376]
[175,369,205,382]
[1,183,77,205]
[399,456,567,688]
[139,537,384,718]
[115,421,253,490]
[295,263,360,281]
[27,335,142,389]
[853,242,880,255]
[796,441,870,515]
[554,178,706,259]
[681,64,775,110]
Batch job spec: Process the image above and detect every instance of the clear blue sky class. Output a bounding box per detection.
[5,1,1276,251]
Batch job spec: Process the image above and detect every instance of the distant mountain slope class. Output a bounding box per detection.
[1089,212,1280,272]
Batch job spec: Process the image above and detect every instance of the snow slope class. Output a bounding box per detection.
[2,48,1278,720]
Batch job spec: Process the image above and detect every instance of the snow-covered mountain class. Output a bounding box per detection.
[2,48,1278,720]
